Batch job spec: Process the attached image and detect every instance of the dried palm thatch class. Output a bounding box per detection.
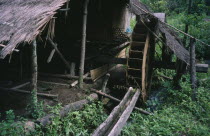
[0,0,67,59]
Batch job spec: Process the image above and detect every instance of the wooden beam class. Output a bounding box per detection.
[79,0,89,88]
[90,89,151,115]
[108,90,140,136]
[39,73,92,81]
[153,61,209,73]
[0,87,58,99]
[48,38,71,70]
[11,82,30,89]
[92,87,133,136]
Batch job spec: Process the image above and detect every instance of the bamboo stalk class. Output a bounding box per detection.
[11,82,30,89]
[79,0,89,88]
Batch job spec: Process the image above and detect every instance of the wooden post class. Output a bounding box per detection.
[190,38,197,101]
[101,73,110,93]
[70,62,76,76]
[79,0,89,88]
[30,40,38,115]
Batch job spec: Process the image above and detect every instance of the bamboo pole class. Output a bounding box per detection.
[190,38,197,101]
[0,87,58,99]
[79,0,89,89]
[90,89,151,115]
[30,40,38,114]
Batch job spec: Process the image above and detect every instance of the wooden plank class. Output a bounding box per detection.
[92,87,133,136]
[108,90,140,136]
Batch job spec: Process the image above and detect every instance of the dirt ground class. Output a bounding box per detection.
[0,76,90,120]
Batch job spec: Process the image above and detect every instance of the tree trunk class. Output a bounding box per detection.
[79,0,89,88]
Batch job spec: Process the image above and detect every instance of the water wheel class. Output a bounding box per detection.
[126,21,154,102]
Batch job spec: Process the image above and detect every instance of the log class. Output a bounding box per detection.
[0,87,58,99]
[71,72,90,87]
[153,61,209,73]
[90,89,150,115]
[39,73,92,81]
[11,82,30,89]
[196,64,209,73]
[92,87,133,136]
[79,0,89,88]
[108,90,140,136]
[37,93,98,126]
[48,38,71,70]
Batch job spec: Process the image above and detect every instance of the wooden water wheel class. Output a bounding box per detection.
[126,21,154,102]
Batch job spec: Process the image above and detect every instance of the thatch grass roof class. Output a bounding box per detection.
[0,0,67,59]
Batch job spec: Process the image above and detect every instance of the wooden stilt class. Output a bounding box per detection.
[70,62,76,76]
[79,0,89,89]
[190,38,197,101]
[101,73,110,93]
[30,40,38,115]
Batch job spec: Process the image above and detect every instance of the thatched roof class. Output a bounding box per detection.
[0,0,190,64]
[0,0,67,59]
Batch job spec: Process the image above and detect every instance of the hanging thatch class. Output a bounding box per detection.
[0,0,67,59]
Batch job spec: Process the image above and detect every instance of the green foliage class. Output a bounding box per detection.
[32,102,107,136]
[0,110,25,136]
[122,71,210,136]
[26,101,45,119]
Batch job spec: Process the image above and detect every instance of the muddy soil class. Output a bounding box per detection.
[0,77,90,120]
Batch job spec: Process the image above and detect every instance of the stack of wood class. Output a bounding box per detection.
[92,87,140,136]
